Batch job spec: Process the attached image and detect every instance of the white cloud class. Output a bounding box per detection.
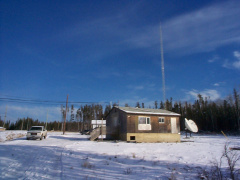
[186,89,220,101]
[222,59,230,69]
[233,51,240,69]
[234,51,240,59]
[222,51,240,70]
[208,56,219,63]
[164,2,240,53]
[126,1,240,56]
[232,60,240,69]
[162,1,240,55]
[213,82,225,87]
[127,83,156,91]
[55,1,240,60]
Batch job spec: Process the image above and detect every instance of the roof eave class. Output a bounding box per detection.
[123,111,181,116]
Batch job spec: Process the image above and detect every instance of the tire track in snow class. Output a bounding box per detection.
[20,136,68,179]
[1,132,90,179]
[0,133,69,179]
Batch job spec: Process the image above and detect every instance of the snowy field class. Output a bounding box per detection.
[0,131,239,180]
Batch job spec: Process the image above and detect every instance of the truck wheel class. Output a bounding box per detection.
[40,135,43,140]
[26,138,29,140]
[44,135,47,139]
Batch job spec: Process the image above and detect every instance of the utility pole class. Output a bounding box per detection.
[21,120,23,130]
[81,110,84,132]
[101,118,103,141]
[46,110,49,130]
[160,24,166,109]
[63,94,68,135]
[77,109,80,131]
[27,117,29,130]
[3,106,7,128]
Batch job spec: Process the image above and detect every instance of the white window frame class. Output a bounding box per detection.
[138,116,151,130]
[158,117,165,123]
[138,116,151,125]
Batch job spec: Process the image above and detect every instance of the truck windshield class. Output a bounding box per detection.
[30,127,42,131]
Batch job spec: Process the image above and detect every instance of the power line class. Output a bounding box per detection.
[0,97,65,103]
[0,97,110,105]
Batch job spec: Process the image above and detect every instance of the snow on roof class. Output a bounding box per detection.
[116,106,181,116]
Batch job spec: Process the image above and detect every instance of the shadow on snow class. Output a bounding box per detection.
[0,143,224,180]
[49,135,89,141]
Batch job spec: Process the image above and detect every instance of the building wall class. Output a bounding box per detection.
[126,114,180,134]
[106,108,119,140]
[119,109,127,134]
[106,107,181,142]
[106,107,127,140]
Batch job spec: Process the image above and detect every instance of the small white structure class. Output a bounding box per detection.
[91,120,106,139]
[91,120,106,129]
[0,127,6,131]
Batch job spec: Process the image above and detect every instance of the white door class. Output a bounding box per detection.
[171,118,177,133]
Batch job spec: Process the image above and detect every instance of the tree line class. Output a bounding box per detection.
[0,104,113,132]
[134,89,240,132]
[1,88,239,132]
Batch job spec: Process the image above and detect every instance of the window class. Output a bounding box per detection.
[138,117,151,130]
[30,127,42,131]
[147,117,150,124]
[130,136,135,140]
[158,117,165,123]
[138,117,150,124]
[138,117,146,124]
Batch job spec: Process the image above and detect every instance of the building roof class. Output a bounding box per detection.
[116,106,181,116]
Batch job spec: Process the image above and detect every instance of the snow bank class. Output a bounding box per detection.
[0,130,26,142]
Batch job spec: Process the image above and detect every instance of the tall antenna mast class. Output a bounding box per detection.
[160,25,166,108]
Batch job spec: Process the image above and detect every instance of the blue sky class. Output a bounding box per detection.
[0,0,240,122]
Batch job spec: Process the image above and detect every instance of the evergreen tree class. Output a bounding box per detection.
[2,88,240,132]
[70,105,75,122]
[104,104,111,118]
[154,101,158,109]
[160,101,164,109]
[136,102,140,108]
[233,88,240,131]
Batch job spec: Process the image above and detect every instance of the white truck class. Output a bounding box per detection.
[26,126,47,140]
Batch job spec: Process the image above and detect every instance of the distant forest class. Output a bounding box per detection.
[1,88,239,132]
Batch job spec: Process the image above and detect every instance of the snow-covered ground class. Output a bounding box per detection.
[0,131,239,179]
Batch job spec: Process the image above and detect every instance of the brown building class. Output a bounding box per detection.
[106,106,181,143]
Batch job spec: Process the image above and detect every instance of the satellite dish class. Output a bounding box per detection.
[185,118,198,133]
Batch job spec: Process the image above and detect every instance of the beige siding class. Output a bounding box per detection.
[123,133,180,143]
